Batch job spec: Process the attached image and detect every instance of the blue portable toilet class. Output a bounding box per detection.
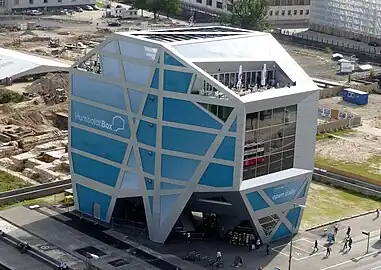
[342,88,368,105]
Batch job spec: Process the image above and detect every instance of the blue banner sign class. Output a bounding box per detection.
[263,178,306,205]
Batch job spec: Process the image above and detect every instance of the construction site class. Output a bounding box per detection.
[0,8,187,189]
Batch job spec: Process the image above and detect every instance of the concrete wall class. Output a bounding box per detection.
[319,86,344,99]
[317,117,362,133]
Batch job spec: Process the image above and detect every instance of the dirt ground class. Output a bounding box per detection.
[317,94,381,165]
[282,43,381,82]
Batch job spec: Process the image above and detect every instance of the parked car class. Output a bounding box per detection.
[75,7,83,12]
[116,4,122,8]
[30,9,43,16]
[83,5,93,11]
[108,19,121,27]
[369,42,380,47]
[92,5,99,10]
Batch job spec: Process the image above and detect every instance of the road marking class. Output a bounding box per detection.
[371,266,381,270]
[320,250,379,270]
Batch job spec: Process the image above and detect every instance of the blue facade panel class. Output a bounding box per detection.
[139,148,155,175]
[161,154,200,182]
[286,207,301,228]
[163,98,223,129]
[160,194,179,225]
[164,52,185,67]
[163,70,193,93]
[71,127,127,164]
[137,120,157,147]
[246,191,269,211]
[72,153,120,187]
[128,89,145,113]
[151,68,159,89]
[272,223,291,241]
[214,136,236,161]
[72,75,126,110]
[199,163,234,187]
[145,178,155,190]
[76,183,111,221]
[142,94,158,119]
[100,56,121,79]
[71,101,130,138]
[229,118,237,132]
[162,126,216,156]
[263,178,306,205]
[120,171,140,190]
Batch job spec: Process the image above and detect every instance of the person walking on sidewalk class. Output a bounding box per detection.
[326,246,332,257]
[313,240,319,252]
[346,226,351,237]
[377,208,380,218]
[343,237,348,250]
[348,237,353,250]
[333,224,339,235]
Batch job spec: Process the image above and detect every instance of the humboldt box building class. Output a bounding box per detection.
[69,26,319,244]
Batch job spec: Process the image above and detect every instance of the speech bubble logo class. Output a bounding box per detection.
[112,116,125,132]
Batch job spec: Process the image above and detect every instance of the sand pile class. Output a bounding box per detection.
[27,73,69,95]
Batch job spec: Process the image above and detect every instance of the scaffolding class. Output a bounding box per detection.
[310,0,381,40]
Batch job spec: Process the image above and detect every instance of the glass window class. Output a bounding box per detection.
[283,122,296,137]
[216,1,223,8]
[293,10,297,15]
[288,10,291,16]
[196,0,202,3]
[283,136,295,151]
[206,0,212,5]
[243,105,297,180]
[257,127,272,142]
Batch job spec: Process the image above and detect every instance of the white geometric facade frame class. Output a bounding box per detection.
[69,27,319,244]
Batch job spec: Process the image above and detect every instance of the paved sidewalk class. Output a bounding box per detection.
[0,206,158,270]
[0,217,85,269]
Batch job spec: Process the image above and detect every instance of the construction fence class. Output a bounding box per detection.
[317,106,362,133]
[273,30,381,65]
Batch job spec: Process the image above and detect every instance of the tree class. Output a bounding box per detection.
[145,0,180,19]
[163,0,180,19]
[132,0,148,17]
[226,0,270,30]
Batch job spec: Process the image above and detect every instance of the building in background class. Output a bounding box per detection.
[0,0,96,13]
[310,0,381,42]
[180,0,310,27]
[69,26,319,244]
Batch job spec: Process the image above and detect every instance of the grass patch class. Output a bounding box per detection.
[301,182,381,229]
[315,156,381,182]
[0,193,65,211]
[316,129,356,141]
[0,172,30,192]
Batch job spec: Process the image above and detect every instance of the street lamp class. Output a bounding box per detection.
[288,203,306,270]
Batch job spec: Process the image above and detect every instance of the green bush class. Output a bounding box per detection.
[324,47,333,54]
[370,68,376,78]
[0,89,24,104]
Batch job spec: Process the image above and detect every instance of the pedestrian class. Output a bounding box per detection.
[346,226,351,237]
[333,224,338,235]
[266,243,270,255]
[348,237,353,250]
[326,246,331,257]
[233,256,243,268]
[258,265,263,270]
[377,208,380,218]
[343,237,348,250]
[313,240,319,252]
[249,234,255,252]
[256,238,261,249]
[216,250,222,262]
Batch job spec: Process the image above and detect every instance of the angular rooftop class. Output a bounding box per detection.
[97,26,318,104]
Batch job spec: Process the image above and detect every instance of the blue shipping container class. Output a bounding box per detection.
[342,88,368,105]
